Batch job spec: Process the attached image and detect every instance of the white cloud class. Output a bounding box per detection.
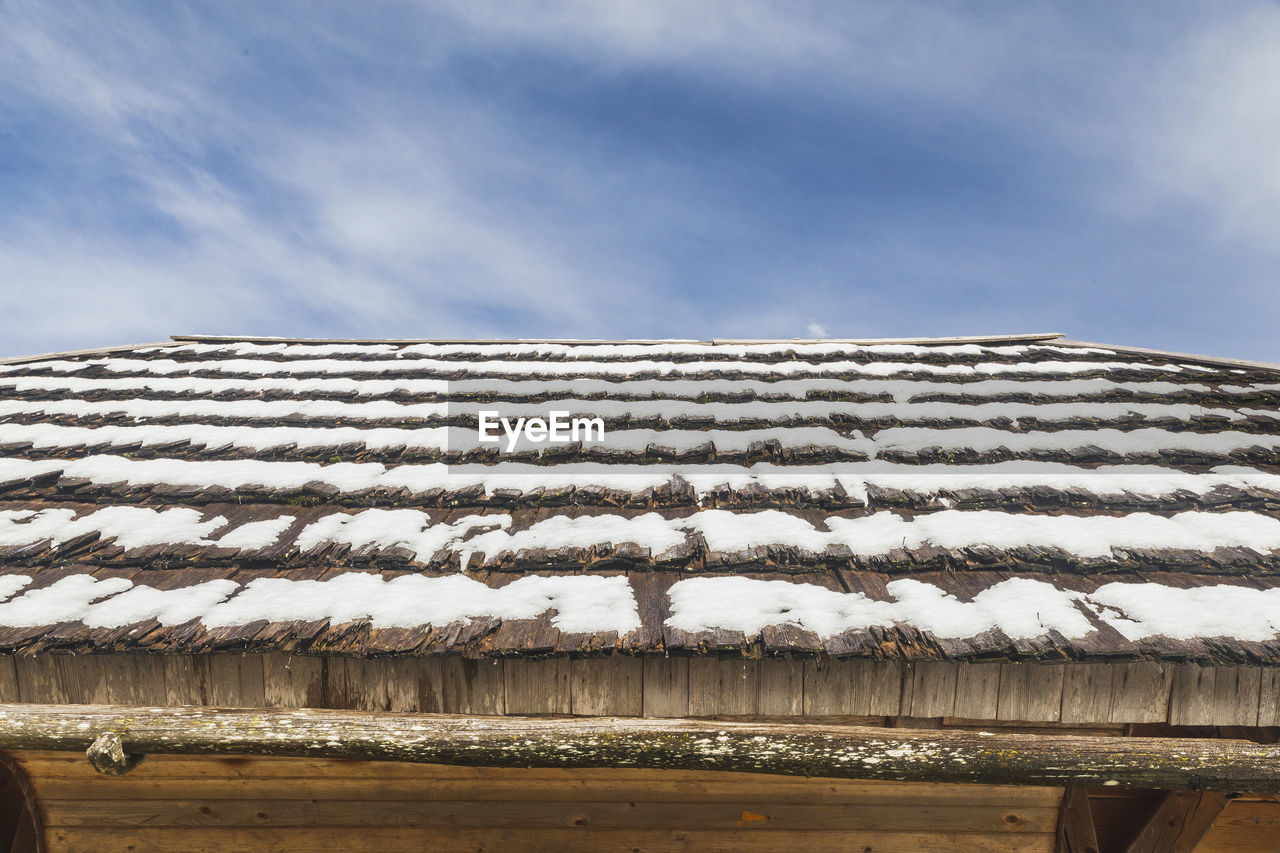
[1132,5,1280,250]
[805,321,828,337]
[433,0,1036,103]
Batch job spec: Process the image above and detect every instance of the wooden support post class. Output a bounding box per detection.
[1056,787,1099,853]
[1122,790,1230,853]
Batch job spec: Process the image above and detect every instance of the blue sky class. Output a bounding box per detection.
[2,1,1280,360]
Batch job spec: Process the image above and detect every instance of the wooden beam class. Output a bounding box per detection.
[1122,790,1230,853]
[1,704,1280,791]
[1056,787,1099,853]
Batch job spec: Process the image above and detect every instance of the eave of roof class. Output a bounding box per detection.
[0,340,180,367]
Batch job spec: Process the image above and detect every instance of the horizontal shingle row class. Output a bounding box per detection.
[0,336,1277,661]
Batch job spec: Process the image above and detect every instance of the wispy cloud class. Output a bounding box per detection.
[1,1,1279,359]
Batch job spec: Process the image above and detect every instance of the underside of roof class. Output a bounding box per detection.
[1,334,1279,663]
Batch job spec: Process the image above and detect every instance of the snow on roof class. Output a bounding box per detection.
[1,334,1279,662]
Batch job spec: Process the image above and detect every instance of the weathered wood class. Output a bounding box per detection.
[1191,799,1280,853]
[12,656,63,705]
[1055,787,1098,853]
[41,826,1053,853]
[349,658,394,712]
[1059,664,1112,725]
[11,751,1065,805]
[37,798,1059,832]
[1212,666,1261,727]
[208,655,264,708]
[908,662,958,718]
[0,659,18,705]
[2,704,1280,791]
[162,655,209,706]
[85,733,142,776]
[757,658,802,716]
[1260,668,1280,727]
[641,657,688,718]
[1,654,1276,726]
[1122,790,1230,853]
[410,657,446,713]
[803,658,851,715]
[1169,665,1216,727]
[439,658,504,715]
[803,658,900,716]
[953,662,1001,720]
[571,657,641,717]
[1108,662,1172,724]
[262,655,323,709]
[504,659,571,715]
[865,660,904,715]
[690,658,757,716]
[998,664,1064,722]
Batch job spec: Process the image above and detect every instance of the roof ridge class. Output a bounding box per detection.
[170,332,1066,346]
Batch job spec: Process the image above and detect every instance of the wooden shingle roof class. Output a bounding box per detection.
[1,333,1279,663]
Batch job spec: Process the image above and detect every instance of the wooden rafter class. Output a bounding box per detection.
[1056,786,1099,853]
[1122,790,1231,853]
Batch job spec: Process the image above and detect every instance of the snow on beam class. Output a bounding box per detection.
[1,704,1278,790]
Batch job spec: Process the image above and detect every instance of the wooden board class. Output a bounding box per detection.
[641,657,688,717]
[13,752,1066,805]
[1191,798,1280,853]
[11,751,1062,853]
[1060,664,1113,725]
[1108,662,1173,724]
[38,798,1060,832]
[572,657,642,716]
[504,658,571,714]
[953,662,1002,720]
[757,658,803,716]
[690,658,758,716]
[997,664,1064,722]
[41,826,1056,853]
[909,662,959,718]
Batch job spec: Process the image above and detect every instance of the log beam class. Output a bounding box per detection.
[0,703,1278,791]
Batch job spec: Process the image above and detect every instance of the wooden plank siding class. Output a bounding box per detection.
[11,750,1064,853]
[0,655,1278,727]
[13,750,1280,853]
